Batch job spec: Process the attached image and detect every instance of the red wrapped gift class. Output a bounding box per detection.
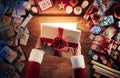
[91,35,108,53]
[40,23,81,48]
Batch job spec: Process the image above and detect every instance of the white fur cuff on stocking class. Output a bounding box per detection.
[71,55,85,69]
[29,49,45,64]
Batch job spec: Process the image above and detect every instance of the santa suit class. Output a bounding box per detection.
[26,49,86,78]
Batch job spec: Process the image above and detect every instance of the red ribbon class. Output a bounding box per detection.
[40,27,78,48]
[58,27,63,37]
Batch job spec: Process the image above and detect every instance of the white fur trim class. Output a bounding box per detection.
[29,49,45,64]
[70,55,85,69]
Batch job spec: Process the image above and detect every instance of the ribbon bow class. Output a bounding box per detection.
[50,27,68,56]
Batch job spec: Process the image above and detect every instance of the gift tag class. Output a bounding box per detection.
[89,34,95,40]
[92,54,99,61]
[36,0,53,11]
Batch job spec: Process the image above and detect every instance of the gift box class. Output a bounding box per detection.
[0,46,18,63]
[40,23,81,48]
[102,26,117,39]
[34,0,53,12]
[99,15,114,26]
[91,35,107,53]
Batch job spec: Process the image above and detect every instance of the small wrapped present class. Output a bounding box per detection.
[102,26,117,39]
[99,15,114,26]
[0,46,18,63]
[40,23,81,48]
[90,12,101,25]
[93,0,102,7]
[0,20,15,40]
[97,4,107,15]
[91,35,107,53]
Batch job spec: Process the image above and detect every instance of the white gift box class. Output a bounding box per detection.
[40,23,81,48]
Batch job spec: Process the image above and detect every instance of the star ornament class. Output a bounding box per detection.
[58,2,66,10]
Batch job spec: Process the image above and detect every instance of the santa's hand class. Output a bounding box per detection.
[29,49,45,64]
[70,42,85,69]
[35,36,47,49]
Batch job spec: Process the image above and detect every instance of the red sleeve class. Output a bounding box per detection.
[26,61,40,78]
[74,68,86,78]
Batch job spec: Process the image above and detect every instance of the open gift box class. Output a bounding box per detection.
[40,23,81,48]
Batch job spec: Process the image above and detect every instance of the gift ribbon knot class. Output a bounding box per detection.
[51,27,68,56]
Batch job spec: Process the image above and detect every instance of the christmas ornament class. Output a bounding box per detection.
[66,5,73,14]
[23,1,31,11]
[73,6,82,15]
[31,6,38,13]
[90,26,101,34]
[107,62,112,67]
[29,0,35,5]
[58,2,66,10]
[81,0,89,9]
[100,55,108,64]
[92,54,99,61]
